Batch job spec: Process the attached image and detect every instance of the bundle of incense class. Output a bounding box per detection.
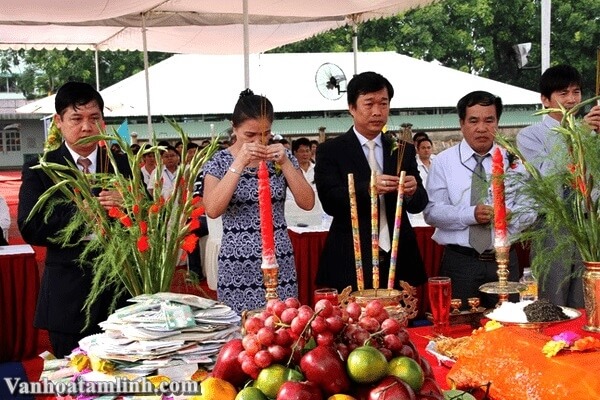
[387,171,406,290]
[348,173,364,292]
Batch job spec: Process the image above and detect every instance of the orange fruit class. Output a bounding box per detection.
[199,376,237,400]
[328,395,358,400]
[346,345,388,384]
[387,356,424,392]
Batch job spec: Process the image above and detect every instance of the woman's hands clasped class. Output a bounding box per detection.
[239,142,288,166]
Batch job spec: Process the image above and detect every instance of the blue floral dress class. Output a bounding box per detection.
[197,149,298,314]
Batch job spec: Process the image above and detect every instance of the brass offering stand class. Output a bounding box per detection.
[347,281,419,326]
[478,245,525,306]
[261,255,279,301]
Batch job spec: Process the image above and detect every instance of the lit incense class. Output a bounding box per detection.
[491,147,508,247]
[370,170,379,290]
[387,171,406,290]
[348,174,364,292]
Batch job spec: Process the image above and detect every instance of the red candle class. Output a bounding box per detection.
[492,147,508,247]
[258,160,276,264]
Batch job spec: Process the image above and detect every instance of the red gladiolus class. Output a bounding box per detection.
[576,177,587,196]
[108,206,124,218]
[139,221,148,235]
[120,216,133,228]
[191,206,205,218]
[132,204,140,215]
[137,235,149,252]
[188,218,200,231]
[181,234,198,253]
[567,163,576,174]
[192,196,201,205]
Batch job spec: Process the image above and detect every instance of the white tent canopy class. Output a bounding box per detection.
[18,52,541,117]
[0,0,432,54]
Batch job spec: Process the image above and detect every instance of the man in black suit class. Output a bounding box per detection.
[18,82,132,357]
[314,72,428,292]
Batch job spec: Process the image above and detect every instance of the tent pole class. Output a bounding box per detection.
[352,23,358,76]
[243,0,250,89]
[94,47,100,90]
[142,13,153,136]
[540,0,551,74]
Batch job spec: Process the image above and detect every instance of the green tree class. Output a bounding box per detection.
[0,49,170,99]
[271,0,600,96]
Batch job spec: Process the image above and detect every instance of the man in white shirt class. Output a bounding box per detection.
[517,65,600,308]
[424,90,534,309]
[285,137,323,226]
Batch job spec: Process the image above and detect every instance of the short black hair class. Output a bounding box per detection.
[412,131,429,143]
[416,137,433,148]
[55,81,104,117]
[457,91,503,121]
[346,71,394,107]
[292,137,311,152]
[539,64,582,99]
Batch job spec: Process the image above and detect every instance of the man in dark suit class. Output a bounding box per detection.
[18,82,132,357]
[314,72,428,292]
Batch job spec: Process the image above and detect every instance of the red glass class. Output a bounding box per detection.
[428,277,451,335]
[313,288,339,307]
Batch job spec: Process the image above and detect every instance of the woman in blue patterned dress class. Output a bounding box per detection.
[197,90,314,314]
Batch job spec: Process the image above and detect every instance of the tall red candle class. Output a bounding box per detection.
[258,160,276,263]
[492,147,508,247]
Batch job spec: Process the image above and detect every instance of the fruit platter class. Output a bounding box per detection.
[207,296,472,400]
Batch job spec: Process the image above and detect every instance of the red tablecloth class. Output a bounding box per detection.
[409,310,600,389]
[288,229,328,307]
[288,226,444,312]
[0,246,40,361]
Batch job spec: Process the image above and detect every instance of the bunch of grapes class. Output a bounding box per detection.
[237,297,416,378]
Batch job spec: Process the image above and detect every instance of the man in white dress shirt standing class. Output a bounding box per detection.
[424,91,534,309]
[517,65,600,308]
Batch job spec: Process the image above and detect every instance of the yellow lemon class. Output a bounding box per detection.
[199,376,237,400]
[328,395,358,400]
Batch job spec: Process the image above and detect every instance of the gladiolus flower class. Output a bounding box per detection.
[192,196,201,205]
[120,216,133,228]
[571,336,600,352]
[181,234,198,253]
[552,331,580,346]
[137,236,149,252]
[188,218,200,231]
[139,221,148,235]
[132,204,140,215]
[108,206,124,219]
[191,207,205,218]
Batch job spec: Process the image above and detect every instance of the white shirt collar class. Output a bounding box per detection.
[64,142,99,173]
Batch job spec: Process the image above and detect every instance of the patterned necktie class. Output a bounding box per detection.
[365,140,391,252]
[77,157,92,174]
[469,153,492,253]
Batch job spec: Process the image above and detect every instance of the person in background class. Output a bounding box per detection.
[310,139,319,163]
[412,131,429,147]
[517,64,600,308]
[0,194,10,245]
[314,71,428,292]
[129,143,141,155]
[196,89,314,314]
[185,142,199,164]
[424,91,534,309]
[284,137,324,227]
[148,145,180,199]
[140,144,157,188]
[415,137,435,187]
[18,81,131,357]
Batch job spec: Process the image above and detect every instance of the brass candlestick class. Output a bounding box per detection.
[479,245,525,306]
[262,254,279,301]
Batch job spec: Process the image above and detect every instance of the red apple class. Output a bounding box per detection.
[419,358,435,379]
[276,381,323,400]
[419,377,443,397]
[211,338,249,387]
[300,345,351,395]
[369,376,416,400]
